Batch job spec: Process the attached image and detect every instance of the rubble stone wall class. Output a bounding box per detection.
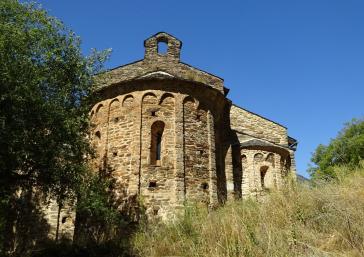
[230,105,288,145]
[89,81,227,219]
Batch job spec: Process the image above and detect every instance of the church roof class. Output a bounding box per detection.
[95,32,227,95]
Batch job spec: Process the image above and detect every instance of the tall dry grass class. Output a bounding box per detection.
[132,166,364,257]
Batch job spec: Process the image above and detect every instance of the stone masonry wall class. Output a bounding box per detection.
[230,105,288,145]
[140,92,176,219]
[183,97,210,206]
[240,150,287,197]
[89,84,226,220]
[42,200,75,240]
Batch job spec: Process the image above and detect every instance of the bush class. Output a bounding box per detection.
[73,170,135,257]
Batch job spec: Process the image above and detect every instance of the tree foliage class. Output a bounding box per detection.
[0,0,109,201]
[75,170,127,245]
[309,118,364,179]
[0,0,110,253]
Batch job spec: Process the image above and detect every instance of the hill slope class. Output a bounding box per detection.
[132,166,364,257]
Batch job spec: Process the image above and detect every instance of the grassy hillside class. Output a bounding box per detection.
[132,166,364,257]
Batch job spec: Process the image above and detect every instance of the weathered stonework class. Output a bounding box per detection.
[46,32,298,236]
[88,32,298,220]
[42,199,75,240]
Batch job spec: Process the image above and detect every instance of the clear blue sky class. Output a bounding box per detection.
[36,0,364,178]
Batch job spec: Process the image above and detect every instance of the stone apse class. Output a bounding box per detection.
[88,32,298,220]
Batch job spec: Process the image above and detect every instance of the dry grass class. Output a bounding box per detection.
[132,166,364,257]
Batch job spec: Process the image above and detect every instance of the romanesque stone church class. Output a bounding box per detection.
[89,32,298,220]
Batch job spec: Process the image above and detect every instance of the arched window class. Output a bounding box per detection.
[150,121,165,165]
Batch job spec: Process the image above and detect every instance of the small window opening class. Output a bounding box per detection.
[153,208,159,215]
[151,111,157,117]
[198,149,204,156]
[149,181,157,188]
[112,151,118,157]
[95,131,101,140]
[201,183,209,190]
[114,117,119,123]
[157,41,168,55]
[61,217,67,224]
[260,166,268,188]
[151,121,165,165]
[196,114,201,121]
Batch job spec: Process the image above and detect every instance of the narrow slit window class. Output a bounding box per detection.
[150,121,165,165]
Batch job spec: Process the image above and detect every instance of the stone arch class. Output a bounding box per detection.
[241,154,247,165]
[95,104,103,113]
[183,96,196,123]
[109,98,121,120]
[142,92,158,105]
[95,104,104,119]
[109,98,120,107]
[266,153,275,167]
[122,94,134,107]
[159,93,174,105]
[182,95,196,107]
[254,153,263,163]
[150,120,165,166]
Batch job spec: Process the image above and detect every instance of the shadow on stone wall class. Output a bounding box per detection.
[4,188,52,257]
[4,164,142,257]
[53,162,141,257]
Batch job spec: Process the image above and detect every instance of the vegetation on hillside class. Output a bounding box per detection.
[132,164,364,257]
[132,118,364,257]
[309,118,364,180]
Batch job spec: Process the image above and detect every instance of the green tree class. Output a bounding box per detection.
[0,0,110,253]
[309,118,364,179]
